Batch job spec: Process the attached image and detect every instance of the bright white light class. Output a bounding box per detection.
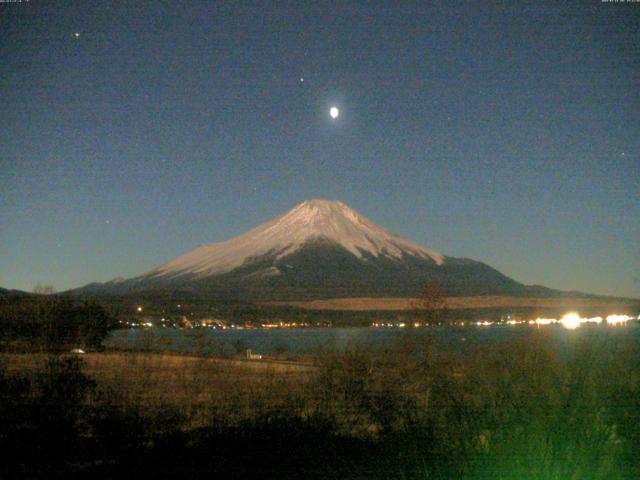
[606,314,632,325]
[330,106,339,119]
[535,318,556,326]
[560,312,581,330]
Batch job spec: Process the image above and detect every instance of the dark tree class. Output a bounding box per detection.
[412,283,448,325]
[0,296,117,351]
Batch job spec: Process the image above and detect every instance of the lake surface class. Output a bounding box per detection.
[105,322,639,357]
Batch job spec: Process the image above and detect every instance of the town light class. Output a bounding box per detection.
[560,312,581,330]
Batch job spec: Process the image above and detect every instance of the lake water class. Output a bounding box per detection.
[104,322,639,357]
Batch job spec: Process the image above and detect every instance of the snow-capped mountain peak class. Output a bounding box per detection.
[148,199,444,279]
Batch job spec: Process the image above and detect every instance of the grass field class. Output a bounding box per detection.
[2,351,313,430]
[2,328,639,478]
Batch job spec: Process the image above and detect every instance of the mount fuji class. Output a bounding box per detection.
[75,199,545,300]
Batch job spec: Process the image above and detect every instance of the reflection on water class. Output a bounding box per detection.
[105,322,639,357]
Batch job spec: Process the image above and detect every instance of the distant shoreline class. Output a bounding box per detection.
[268,295,640,311]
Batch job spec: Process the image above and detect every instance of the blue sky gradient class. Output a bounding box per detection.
[1,1,638,297]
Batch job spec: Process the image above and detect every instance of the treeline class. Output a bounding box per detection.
[0,295,118,351]
[70,289,639,327]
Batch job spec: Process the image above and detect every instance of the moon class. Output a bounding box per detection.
[329,106,339,119]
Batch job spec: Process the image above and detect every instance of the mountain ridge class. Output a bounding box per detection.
[70,199,583,301]
[146,199,444,281]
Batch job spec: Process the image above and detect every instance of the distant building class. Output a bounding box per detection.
[246,349,262,360]
[178,316,193,328]
[198,318,227,328]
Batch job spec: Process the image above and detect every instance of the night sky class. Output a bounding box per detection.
[1,1,638,297]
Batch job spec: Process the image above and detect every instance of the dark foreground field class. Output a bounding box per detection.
[1,328,639,479]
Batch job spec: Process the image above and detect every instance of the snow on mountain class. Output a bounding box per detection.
[148,199,444,279]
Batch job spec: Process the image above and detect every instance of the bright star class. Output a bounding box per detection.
[330,106,339,119]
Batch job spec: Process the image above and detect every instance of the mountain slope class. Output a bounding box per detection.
[72,199,541,300]
[148,199,444,280]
